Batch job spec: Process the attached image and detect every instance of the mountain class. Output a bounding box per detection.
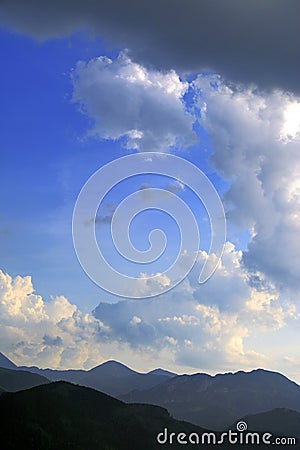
[0,367,50,392]
[19,360,175,398]
[5,351,300,438]
[0,351,17,369]
[148,368,176,377]
[18,365,86,383]
[122,369,300,430]
[0,381,223,450]
[237,408,300,439]
[77,360,176,397]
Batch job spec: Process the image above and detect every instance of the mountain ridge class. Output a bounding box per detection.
[2,351,298,389]
[2,350,300,434]
[0,351,17,370]
[16,358,177,398]
[122,367,300,430]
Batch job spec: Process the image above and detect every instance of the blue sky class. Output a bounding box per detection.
[0,2,300,382]
[0,30,229,307]
[0,30,127,308]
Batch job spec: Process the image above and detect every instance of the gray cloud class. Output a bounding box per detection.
[84,203,116,227]
[43,334,63,347]
[138,181,184,197]
[95,203,116,225]
[0,0,299,93]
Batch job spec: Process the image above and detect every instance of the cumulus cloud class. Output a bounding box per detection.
[93,242,299,372]
[0,269,107,369]
[0,0,299,93]
[0,248,299,375]
[194,75,300,292]
[71,51,195,152]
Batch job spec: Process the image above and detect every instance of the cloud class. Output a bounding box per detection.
[194,75,300,292]
[165,180,185,194]
[137,180,185,207]
[42,335,63,347]
[71,51,195,151]
[0,1,299,93]
[93,242,298,372]
[0,269,107,369]
[0,252,299,376]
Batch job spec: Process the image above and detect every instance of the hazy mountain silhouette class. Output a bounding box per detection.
[122,369,300,430]
[0,367,50,392]
[0,381,223,450]
[76,360,176,397]
[0,353,175,397]
[0,352,17,370]
[148,368,176,377]
[2,350,300,441]
[18,365,86,383]
[18,359,176,398]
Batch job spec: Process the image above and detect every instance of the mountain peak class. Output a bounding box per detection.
[100,360,133,369]
[100,360,129,367]
[147,368,176,378]
[0,352,17,370]
[90,360,137,375]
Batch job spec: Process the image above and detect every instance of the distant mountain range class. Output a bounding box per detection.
[17,359,175,398]
[0,351,176,399]
[122,369,300,430]
[0,351,300,444]
[1,381,297,449]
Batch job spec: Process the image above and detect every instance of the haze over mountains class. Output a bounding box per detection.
[0,351,300,445]
[17,359,176,398]
[0,380,297,449]
[122,368,300,430]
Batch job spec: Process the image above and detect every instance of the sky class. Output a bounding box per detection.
[0,1,300,381]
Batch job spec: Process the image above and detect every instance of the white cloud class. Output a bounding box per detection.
[72,51,196,152]
[1,250,299,378]
[93,242,299,373]
[0,269,106,369]
[164,336,178,346]
[280,102,300,141]
[122,272,172,298]
[194,75,300,292]
[130,315,142,326]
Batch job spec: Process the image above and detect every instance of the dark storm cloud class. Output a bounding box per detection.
[0,0,299,93]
